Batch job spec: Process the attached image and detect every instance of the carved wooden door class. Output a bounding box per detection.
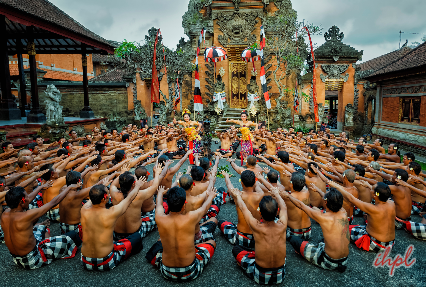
[229,62,247,108]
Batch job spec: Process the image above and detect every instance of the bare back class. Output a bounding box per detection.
[252,222,287,269]
[366,200,396,243]
[237,191,264,234]
[319,209,350,259]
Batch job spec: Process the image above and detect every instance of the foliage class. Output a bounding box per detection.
[114,40,140,59]
[216,165,235,178]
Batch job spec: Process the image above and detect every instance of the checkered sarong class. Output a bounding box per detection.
[82,232,142,271]
[194,221,216,245]
[11,225,78,269]
[353,207,363,217]
[0,224,4,244]
[286,226,312,240]
[146,241,215,281]
[60,222,81,235]
[397,219,426,241]
[28,192,43,209]
[113,211,156,241]
[411,201,426,215]
[218,220,254,249]
[47,208,60,222]
[233,245,285,284]
[199,191,226,224]
[350,225,395,252]
[395,216,411,230]
[288,236,348,272]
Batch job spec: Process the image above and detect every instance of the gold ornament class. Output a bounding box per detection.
[182,108,191,116]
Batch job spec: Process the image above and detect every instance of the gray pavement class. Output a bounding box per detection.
[1,142,425,286]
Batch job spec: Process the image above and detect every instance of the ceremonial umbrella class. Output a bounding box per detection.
[204,46,227,80]
[241,47,263,71]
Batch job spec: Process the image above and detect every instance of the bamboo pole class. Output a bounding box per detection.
[151,102,153,127]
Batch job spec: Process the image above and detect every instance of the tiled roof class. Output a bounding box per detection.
[92,54,121,64]
[368,42,426,78]
[358,47,411,72]
[89,68,125,83]
[43,70,93,81]
[0,0,112,46]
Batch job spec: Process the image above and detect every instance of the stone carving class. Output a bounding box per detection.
[232,0,241,10]
[72,125,85,136]
[44,85,64,125]
[315,26,363,62]
[320,64,349,82]
[383,85,426,95]
[215,11,259,47]
[345,104,355,127]
[318,103,325,124]
[182,0,213,36]
[100,122,107,130]
[219,67,226,77]
[372,126,426,147]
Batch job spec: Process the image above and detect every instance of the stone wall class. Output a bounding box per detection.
[38,85,128,118]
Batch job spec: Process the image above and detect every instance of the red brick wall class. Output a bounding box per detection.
[382,97,399,123]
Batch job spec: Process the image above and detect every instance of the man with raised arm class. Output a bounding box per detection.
[157,149,192,189]
[228,155,264,175]
[258,152,294,191]
[80,179,146,271]
[219,170,264,249]
[1,184,82,269]
[328,181,396,252]
[284,188,349,272]
[146,185,217,281]
[229,187,287,284]
[110,163,163,240]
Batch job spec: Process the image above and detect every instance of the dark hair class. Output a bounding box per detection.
[33,135,42,141]
[291,172,305,192]
[404,152,415,162]
[27,142,38,151]
[95,143,106,154]
[241,170,256,187]
[119,172,135,196]
[395,169,408,182]
[82,140,91,147]
[91,155,102,166]
[338,147,346,154]
[377,138,383,146]
[62,142,71,150]
[354,164,365,177]
[158,155,169,166]
[1,141,12,150]
[259,196,278,222]
[122,134,130,143]
[370,149,380,161]
[333,151,345,162]
[307,162,318,175]
[356,145,364,154]
[179,174,193,191]
[390,143,400,156]
[40,164,54,181]
[277,151,289,163]
[66,171,81,186]
[324,188,343,212]
[103,131,111,137]
[112,150,126,165]
[307,152,316,161]
[241,111,248,116]
[375,182,391,202]
[17,156,31,168]
[69,129,76,136]
[309,144,318,154]
[135,166,148,179]
[190,166,205,181]
[246,155,257,166]
[0,175,5,185]
[199,157,210,171]
[267,170,279,183]
[57,148,69,157]
[409,162,421,175]
[5,186,26,209]
[322,139,329,147]
[167,186,186,212]
[89,184,107,205]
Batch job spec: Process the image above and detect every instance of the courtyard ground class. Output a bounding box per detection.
[1,142,425,286]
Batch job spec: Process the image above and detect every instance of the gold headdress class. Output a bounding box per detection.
[182,108,191,116]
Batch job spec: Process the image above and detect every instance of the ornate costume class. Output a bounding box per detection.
[240,126,253,166]
[181,109,202,164]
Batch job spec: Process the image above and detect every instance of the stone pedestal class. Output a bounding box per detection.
[27,112,46,123]
[79,109,95,119]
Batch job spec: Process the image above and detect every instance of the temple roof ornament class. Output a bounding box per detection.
[315,26,363,62]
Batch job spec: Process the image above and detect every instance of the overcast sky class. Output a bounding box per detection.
[50,0,426,63]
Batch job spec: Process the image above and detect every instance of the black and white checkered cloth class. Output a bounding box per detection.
[60,222,81,235]
[47,208,60,222]
[232,245,285,284]
[199,191,225,224]
[398,219,426,241]
[288,236,347,273]
[350,225,395,252]
[411,201,426,215]
[28,192,43,210]
[0,224,4,243]
[218,220,255,249]
[11,225,78,269]
[82,232,142,271]
[286,226,312,240]
[140,210,156,238]
[146,241,215,281]
[194,221,216,245]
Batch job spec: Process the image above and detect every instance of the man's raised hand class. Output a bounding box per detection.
[220,170,230,178]
[157,185,168,196]
[153,162,164,175]
[41,180,53,190]
[121,163,131,173]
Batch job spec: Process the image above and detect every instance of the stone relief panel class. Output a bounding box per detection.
[215,11,260,47]
[320,64,350,82]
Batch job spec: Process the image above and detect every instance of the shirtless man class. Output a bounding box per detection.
[165,128,184,159]
[228,156,263,175]
[378,143,401,163]
[230,187,287,284]
[406,162,426,214]
[255,131,278,156]
[146,185,217,281]
[259,152,293,190]
[219,170,264,249]
[215,130,233,157]
[157,149,192,189]
[80,179,145,271]
[156,130,168,151]
[110,163,163,240]
[330,181,396,252]
[305,162,327,208]
[367,138,385,154]
[1,185,82,269]
[284,188,350,272]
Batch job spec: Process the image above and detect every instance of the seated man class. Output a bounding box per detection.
[110,163,163,240]
[1,185,82,269]
[146,186,217,281]
[80,179,146,271]
[219,170,263,249]
[329,181,396,252]
[284,188,349,272]
[230,187,287,285]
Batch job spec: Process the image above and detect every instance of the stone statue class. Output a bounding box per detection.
[44,85,64,125]
[134,100,147,121]
[318,103,325,124]
[247,76,260,114]
[345,104,355,127]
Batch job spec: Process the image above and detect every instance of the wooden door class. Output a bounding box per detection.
[229,62,247,108]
